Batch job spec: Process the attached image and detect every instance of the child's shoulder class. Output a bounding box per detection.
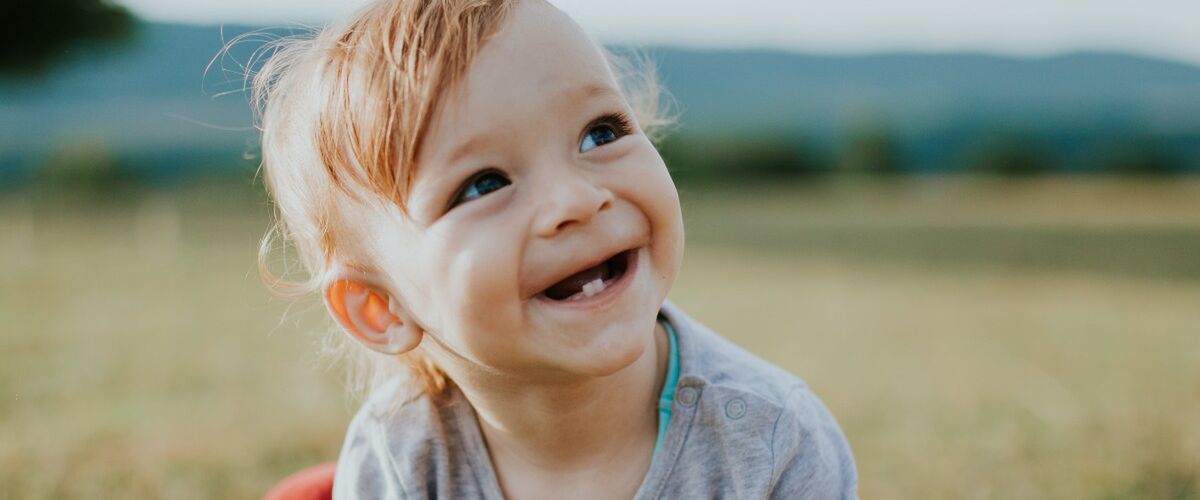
[661,299,814,408]
[339,376,452,455]
[657,300,858,499]
[333,377,499,499]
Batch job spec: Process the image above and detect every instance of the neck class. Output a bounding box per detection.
[450,321,669,472]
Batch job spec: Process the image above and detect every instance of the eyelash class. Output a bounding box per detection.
[448,169,510,210]
[580,112,635,152]
[445,111,636,211]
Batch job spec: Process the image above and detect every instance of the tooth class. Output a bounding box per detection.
[582,278,605,297]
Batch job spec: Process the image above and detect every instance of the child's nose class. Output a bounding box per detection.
[532,169,614,237]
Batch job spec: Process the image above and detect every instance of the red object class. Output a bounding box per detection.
[264,462,337,500]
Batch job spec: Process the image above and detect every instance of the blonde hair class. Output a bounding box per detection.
[244,0,672,401]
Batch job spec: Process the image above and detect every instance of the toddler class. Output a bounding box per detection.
[253,0,857,498]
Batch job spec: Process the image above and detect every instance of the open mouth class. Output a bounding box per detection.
[538,249,634,302]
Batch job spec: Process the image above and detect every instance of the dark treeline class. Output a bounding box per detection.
[19,125,1194,198]
[657,126,1197,182]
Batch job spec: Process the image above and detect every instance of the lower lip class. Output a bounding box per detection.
[535,248,640,310]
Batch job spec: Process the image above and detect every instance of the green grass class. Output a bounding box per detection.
[2,178,1199,499]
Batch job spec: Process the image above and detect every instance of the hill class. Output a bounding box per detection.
[2,22,1199,182]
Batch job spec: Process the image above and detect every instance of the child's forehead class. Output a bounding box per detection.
[445,0,618,121]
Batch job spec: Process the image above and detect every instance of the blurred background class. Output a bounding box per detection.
[2,0,1199,498]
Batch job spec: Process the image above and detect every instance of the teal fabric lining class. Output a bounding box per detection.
[653,316,681,456]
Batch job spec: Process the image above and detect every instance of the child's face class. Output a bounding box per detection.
[363,0,683,379]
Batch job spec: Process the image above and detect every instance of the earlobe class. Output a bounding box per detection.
[325,279,422,355]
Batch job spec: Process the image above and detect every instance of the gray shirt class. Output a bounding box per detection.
[333,300,859,499]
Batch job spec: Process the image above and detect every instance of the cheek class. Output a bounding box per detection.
[423,220,525,339]
[628,149,685,286]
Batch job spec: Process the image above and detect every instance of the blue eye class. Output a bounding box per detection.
[580,124,619,152]
[450,170,510,208]
[579,112,634,153]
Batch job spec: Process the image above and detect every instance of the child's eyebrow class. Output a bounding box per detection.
[567,82,620,103]
[446,134,491,168]
[443,82,619,166]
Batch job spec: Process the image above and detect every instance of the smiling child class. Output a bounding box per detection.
[253,0,857,498]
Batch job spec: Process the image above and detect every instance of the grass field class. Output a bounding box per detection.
[2,177,1199,499]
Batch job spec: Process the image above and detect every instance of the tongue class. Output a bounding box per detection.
[543,260,612,300]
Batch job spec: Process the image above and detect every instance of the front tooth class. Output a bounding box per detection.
[582,278,605,297]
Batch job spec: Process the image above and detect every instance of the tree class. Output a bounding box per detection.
[1103,138,1180,176]
[965,134,1051,176]
[1,0,135,76]
[836,124,903,175]
[656,132,827,183]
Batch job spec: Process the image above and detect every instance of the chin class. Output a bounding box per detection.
[558,301,661,378]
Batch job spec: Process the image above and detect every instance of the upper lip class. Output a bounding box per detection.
[527,244,637,299]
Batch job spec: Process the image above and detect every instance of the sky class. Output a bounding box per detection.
[115,0,1200,66]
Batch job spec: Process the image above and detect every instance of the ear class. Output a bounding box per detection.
[324,279,422,355]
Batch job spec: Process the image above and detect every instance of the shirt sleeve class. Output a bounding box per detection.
[768,384,859,500]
